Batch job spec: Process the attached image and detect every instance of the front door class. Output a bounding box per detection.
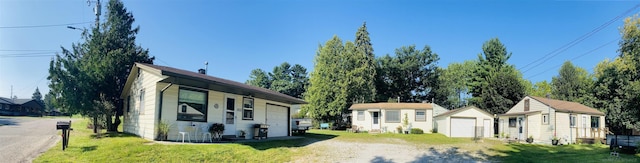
[372,112,380,130]
[224,97,236,135]
[517,116,525,140]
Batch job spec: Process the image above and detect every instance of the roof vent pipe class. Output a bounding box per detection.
[198,68,206,74]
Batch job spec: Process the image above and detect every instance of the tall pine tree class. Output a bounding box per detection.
[48,0,153,132]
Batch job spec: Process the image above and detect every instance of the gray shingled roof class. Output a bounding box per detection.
[529,96,604,115]
[0,97,35,105]
[137,63,306,105]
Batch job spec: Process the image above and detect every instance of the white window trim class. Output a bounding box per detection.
[242,97,254,120]
[415,110,426,121]
[357,111,364,121]
[385,110,400,123]
[570,115,576,128]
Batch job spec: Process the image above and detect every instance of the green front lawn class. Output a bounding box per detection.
[35,119,312,162]
[35,119,640,162]
[492,143,640,162]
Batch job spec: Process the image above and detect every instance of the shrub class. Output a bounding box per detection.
[410,128,424,134]
[432,128,438,133]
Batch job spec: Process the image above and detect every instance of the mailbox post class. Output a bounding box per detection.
[56,121,72,150]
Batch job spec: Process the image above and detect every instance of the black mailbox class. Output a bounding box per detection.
[56,121,72,150]
[56,121,70,130]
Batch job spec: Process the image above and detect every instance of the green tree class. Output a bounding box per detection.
[551,61,592,103]
[246,62,309,99]
[43,92,54,113]
[433,60,476,109]
[530,80,552,97]
[593,15,640,134]
[48,0,153,133]
[246,69,271,89]
[270,62,309,99]
[470,38,525,114]
[306,36,347,122]
[32,87,43,103]
[31,87,44,114]
[375,45,440,102]
[352,22,377,103]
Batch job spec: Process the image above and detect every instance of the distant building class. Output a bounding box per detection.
[0,97,45,116]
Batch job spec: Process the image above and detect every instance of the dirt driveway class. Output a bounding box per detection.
[293,138,494,163]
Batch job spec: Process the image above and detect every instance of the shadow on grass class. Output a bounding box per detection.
[0,117,20,126]
[365,147,491,162]
[81,145,97,152]
[489,143,640,162]
[241,132,337,151]
[90,132,138,139]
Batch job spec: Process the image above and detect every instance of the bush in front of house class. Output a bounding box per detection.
[410,128,424,134]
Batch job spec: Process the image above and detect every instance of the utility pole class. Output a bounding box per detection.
[88,0,101,28]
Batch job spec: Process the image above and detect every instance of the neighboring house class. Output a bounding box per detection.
[121,63,306,141]
[0,97,44,116]
[498,96,605,144]
[434,106,494,138]
[349,103,448,133]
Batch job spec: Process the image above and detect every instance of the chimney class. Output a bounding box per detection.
[198,68,206,74]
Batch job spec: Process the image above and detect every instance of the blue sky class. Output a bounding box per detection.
[0,0,637,99]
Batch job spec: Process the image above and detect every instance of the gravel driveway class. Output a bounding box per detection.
[0,117,71,163]
[293,138,493,163]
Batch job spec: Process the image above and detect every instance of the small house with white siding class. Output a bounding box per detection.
[120,63,306,141]
[498,96,605,144]
[349,103,448,133]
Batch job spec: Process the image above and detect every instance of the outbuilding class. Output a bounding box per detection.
[434,106,494,138]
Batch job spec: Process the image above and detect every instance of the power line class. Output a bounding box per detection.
[0,49,56,52]
[518,3,640,73]
[0,51,57,56]
[0,21,92,29]
[525,39,618,80]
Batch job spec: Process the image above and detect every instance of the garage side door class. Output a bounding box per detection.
[266,104,289,137]
[450,118,476,137]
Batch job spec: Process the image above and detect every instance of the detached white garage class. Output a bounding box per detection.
[435,106,494,138]
[266,104,290,137]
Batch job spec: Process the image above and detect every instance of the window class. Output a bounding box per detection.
[226,98,235,124]
[415,110,426,121]
[509,117,516,127]
[385,110,400,123]
[242,97,254,120]
[139,89,145,115]
[127,96,131,112]
[357,111,364,121]
[570,115,576,127]
[177,88,208,122]
[524,99,530,111]
[542,114,549,125]
[591,116,600,128]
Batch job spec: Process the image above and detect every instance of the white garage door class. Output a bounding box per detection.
[450,118,476,137]
[266,104,289,137]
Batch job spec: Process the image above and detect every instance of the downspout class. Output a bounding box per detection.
[158,83,173,125]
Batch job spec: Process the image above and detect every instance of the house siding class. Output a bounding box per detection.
[156,85,291,141]
[123,68,163,140]
[435,107,493,137]
[351,109,433,133]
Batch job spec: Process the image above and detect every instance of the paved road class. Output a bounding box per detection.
[0,117,71,163]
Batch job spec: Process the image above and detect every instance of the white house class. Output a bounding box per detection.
[120,63,306,141]
[349,103,448,133]
[498,96,605,144]
[434,106,494,138]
